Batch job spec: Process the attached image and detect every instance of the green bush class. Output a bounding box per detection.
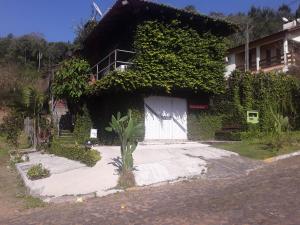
[188,112,223,140]
[49,140,101,167]
[240,124,261,140]
[224,71,300,133]
[82,149,101,167]
[27,164,50,180]
[215,131,241,141]
[1,112,24,147]
[73,105,93,145]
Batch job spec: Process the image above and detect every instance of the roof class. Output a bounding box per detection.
[228,25,300,54]
[83,0,238,52]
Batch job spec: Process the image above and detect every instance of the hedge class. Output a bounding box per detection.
[49,140,101,167]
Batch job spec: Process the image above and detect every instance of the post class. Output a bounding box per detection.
[283,35,289,70]
[114,50,117,70]
[245,23,250,72]
[256,46,260,71]
[96,64,99,80]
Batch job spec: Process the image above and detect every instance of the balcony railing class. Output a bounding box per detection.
[235,53,293,72]
[91,49,135,79]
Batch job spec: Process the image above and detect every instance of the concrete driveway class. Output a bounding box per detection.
[16,142,262,202]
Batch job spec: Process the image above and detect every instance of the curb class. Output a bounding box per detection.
[264,151,300,163]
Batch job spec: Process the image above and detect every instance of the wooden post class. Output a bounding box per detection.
[96,64,99,80]
[283,35,289,70]
[245,23,250,72]
[114,50,117,70]
[256,46,260,71]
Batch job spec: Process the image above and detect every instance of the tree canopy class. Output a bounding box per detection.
[208,4,300,47]
[0,33,72,67]
[183,5,198,14]
[52,58,90,103]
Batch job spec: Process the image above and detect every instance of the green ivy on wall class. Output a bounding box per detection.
[224,70,300,132]
[92,20,228,94]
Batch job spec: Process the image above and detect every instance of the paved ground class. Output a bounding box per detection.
[2,156,299,225]
[16,143,255,200]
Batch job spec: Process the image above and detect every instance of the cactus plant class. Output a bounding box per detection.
[106,110,142,172]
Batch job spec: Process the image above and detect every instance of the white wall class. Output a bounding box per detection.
[225,54,236,78]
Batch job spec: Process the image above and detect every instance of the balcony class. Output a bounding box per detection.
[235,53,293,72]
[91,49,135,79]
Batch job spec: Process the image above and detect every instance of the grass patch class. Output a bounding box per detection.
[0,136,47,216]
[22,195,46,209]
[18,132,32,149]
[0,136,9,159]
[213,131,300,160]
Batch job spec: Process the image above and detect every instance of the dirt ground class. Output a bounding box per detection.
[0,151,44,219]
[1,156,299,225]
[0,153,26,218]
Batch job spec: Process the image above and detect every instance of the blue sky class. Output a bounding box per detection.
[0,0,299,42]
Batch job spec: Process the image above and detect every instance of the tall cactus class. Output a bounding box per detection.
[106,110,142,172]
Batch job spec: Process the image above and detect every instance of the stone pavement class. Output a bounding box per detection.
[2,156,300,225]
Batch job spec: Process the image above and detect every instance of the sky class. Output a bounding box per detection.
[0,0,299,42]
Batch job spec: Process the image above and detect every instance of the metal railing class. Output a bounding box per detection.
[90,49,135,79]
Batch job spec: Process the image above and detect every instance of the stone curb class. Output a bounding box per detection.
[264,151,300,163]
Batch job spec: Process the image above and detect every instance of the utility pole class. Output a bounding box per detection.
[245,22,250,72]
[24,49,27,65]
[37,51,42,72]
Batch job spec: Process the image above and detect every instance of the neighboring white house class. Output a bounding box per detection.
[225,20,300,77]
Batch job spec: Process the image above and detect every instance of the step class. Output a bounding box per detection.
[59,135,74,138]
[140,140,199,146]
[60,131,73,135]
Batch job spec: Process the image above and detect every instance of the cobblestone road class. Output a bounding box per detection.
[1,156,300,225]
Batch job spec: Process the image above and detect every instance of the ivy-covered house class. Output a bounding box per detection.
[82,0,237,142]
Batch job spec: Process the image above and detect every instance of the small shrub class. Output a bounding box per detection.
[215,131,241,141]
[118,170,136,189]
[10,154,25,167]
[27,164,50,180]
[240,124,261,140]
[49,140,101,167]
[81,149,101,167]
[188,113,223,140]
[73,105,93,145]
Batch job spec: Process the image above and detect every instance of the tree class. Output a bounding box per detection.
[21,86,46,149]
[52,57,90,105]
[209,12,226,20]
[278,4,293,19]
[183,5,198,14]
[73,20,98,50]
[46,42,71,66]
[296,4,300,18]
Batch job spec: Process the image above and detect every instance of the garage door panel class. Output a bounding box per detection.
[144,96,187,140]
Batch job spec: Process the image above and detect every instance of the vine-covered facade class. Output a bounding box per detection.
[82,0,237,141]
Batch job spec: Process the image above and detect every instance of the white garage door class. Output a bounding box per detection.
[144,96,188,140]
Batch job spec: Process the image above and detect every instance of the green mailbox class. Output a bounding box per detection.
[247,110,259,124]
